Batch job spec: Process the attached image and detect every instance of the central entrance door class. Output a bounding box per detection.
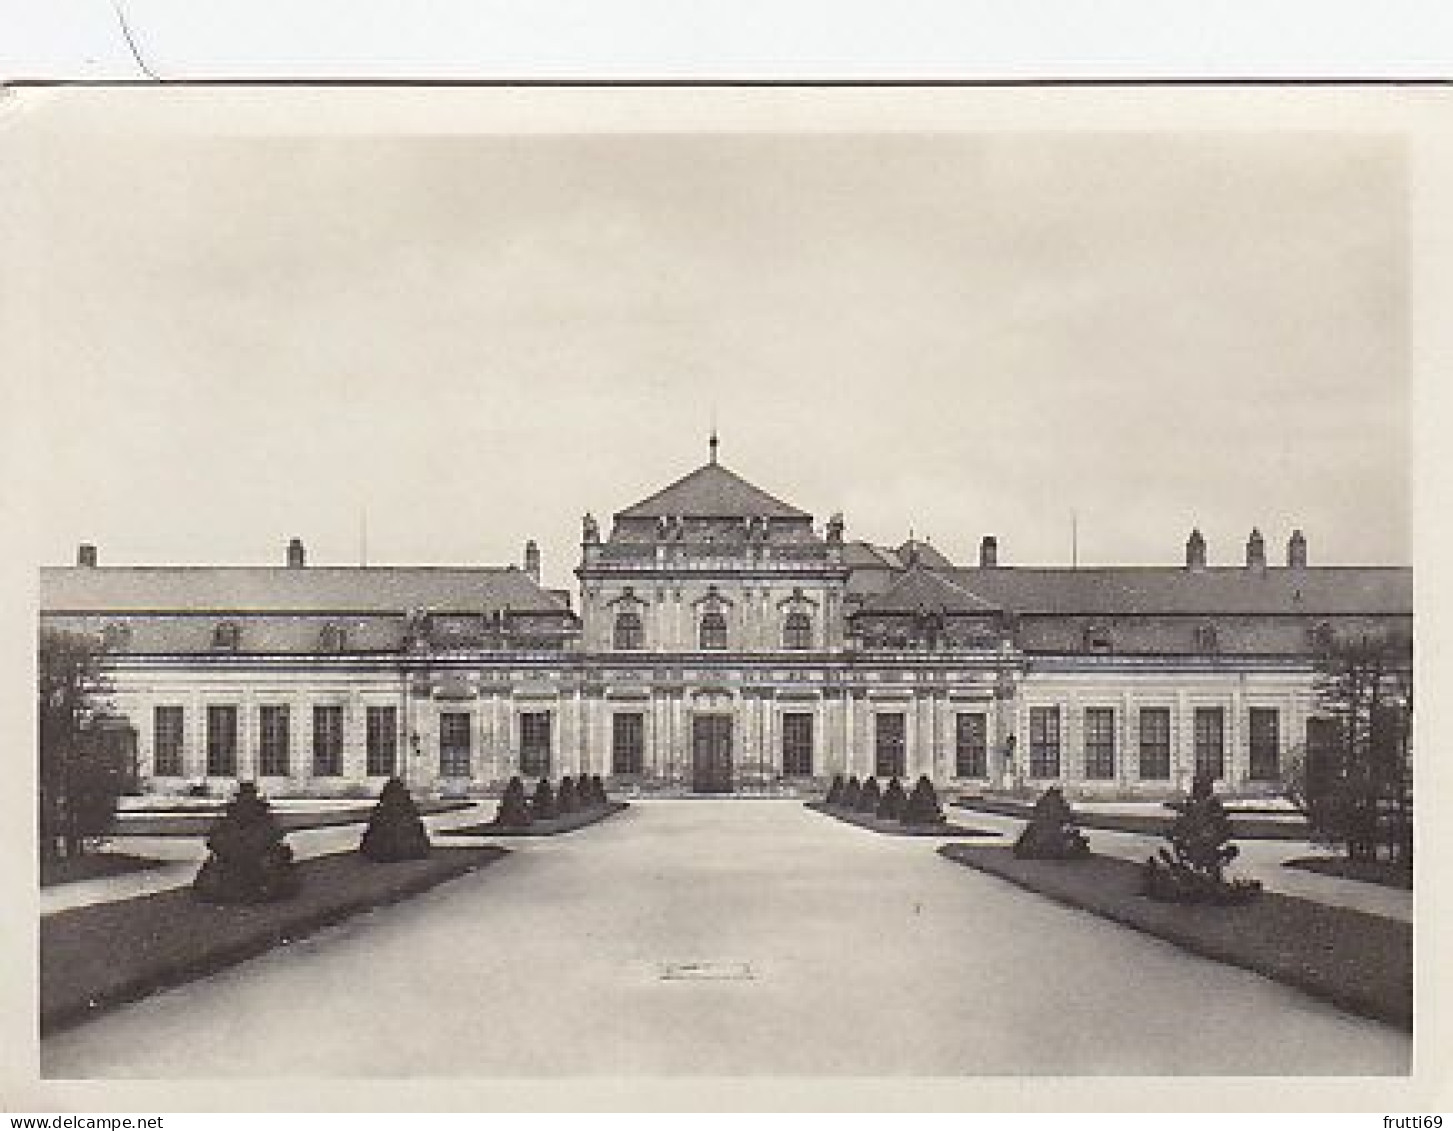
[692,714,734,794]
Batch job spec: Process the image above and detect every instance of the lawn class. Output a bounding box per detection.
[41,844,507,1034]
[938,843,1411,1030]
[40,852,168,889]
[1284,855,1413,891]
[437,801,629,838]
[806,801,994,838]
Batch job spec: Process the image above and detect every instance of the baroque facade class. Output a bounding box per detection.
[39,445,1412,800]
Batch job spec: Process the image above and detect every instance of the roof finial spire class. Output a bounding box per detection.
[708,415,719,465]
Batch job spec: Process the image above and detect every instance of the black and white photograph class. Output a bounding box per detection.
[4,79,1446,1110]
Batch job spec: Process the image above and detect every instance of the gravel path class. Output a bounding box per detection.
[41,800,1409,1077]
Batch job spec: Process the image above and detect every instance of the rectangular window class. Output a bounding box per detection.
[520,711,551,778]
[312,704,344,777]
[440,711,472,777]
[874,712,906,778]
[612,712,644,776]
[1194,706,1225,780]
[955,712,988,778]
[783,613,813,650]
[782,712,814,777]
[1138,707,1171,780]
[1029,707,1061,778]
[366,705,398,777]
[1084,707,1116,779]
[1249,707,1280,781]
[153,705,185,777]
[699,611,728,651]
[206,704,237,777]
[258,705,290,777]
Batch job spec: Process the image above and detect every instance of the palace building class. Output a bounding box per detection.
[39,442,1412,800]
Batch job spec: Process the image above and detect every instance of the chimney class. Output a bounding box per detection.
[1287,529,1307,569]
[77,543,97,568]
[979,535,998,568]
[287,537,305,569]
[1185,528,1206,571]
[523,539,541,583]
[1246,528,1266,571]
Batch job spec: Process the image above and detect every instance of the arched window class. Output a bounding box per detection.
[319,622,347,652]
[213,621,241,651]
[613,609,644,650]
[1083,623,1113,654]
[783,611,812,650]
[699,609,728,650]
[1194,622,1219,653]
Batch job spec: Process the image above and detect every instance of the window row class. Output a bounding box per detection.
[607,711,818,777]
[1021,705,1281,781]
[864,711,993,779]
[855,707,1282,781]
[154,704,396,778]
[613,609,814,651]
[152,705,557,780]
[435,710,553,778]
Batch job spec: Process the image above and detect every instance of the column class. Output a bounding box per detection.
[652,693,668,782]
[236,686,256,784]
[763,695,777,782]
[293,686,311,792]
[558,690,574,778]
[671,691,686,788]
[187,689,204,782]
[346,684,367,784]
[1229,678,1247,791]
[1119,685,1134,794]
[1064,688,1081,790]
[1173,688,1190,792]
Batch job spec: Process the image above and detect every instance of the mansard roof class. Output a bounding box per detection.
[39,565,571,616]
[842,541,903,569]
[856,565,1001,616]
[616,461,810,521]
[941,565,1411,618]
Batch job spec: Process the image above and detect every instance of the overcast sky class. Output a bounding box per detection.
[4,99,1408,588]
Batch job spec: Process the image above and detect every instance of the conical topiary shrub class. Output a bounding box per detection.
[532,777,558,822]
[1013,785,1089,859]
[494,775,533,829]
[360,777,431,862]
[857,776,881,813]
[876,776,907,820]
[1142,774,1261,903]
[902,775,947,826]
[841,775,862,809]
[588,774,607,807]
[825,774,845,805]
[556,775,580,815]
[193,782,298,904]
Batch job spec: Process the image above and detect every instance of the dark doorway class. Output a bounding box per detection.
[875,712,906,778]
[692,714,734,794]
